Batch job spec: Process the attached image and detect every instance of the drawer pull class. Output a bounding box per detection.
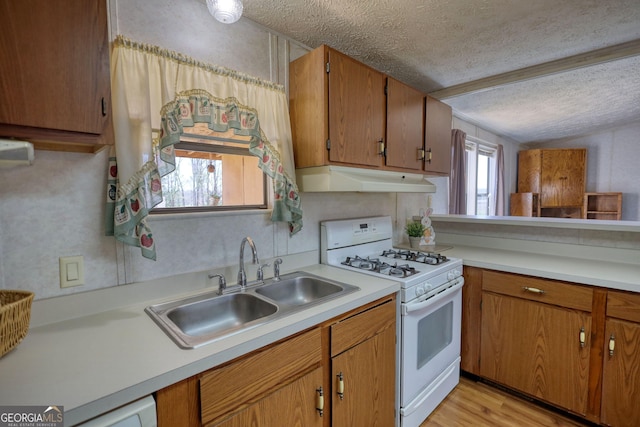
[316,387,324,417]
[523,286,545,294]
[337,372,344,400]
[425,147,432,164]
[377,138,385,156]
[609,335,616,357]
[579,327,586,348]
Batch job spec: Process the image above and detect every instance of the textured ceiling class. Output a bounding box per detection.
[240,0,640,143]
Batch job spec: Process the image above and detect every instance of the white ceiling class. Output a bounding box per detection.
[240,0,640,143]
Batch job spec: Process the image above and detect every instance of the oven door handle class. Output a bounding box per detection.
[402,277,464,315]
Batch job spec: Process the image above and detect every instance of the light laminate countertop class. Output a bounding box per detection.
[0,265,400,426]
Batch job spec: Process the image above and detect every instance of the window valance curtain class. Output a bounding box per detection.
[105,36,302,260]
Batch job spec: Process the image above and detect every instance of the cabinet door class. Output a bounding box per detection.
[327,49,386,167]
[517,150,541,193]
[208,367,324,427]
[424,96,452,175]
[385,78,424,171]
[332,325,395,427]
[0,0,110,135]
[480,293,591,415]
[540,149,586,207]
[461,266,482,375]
[601,318,640,427]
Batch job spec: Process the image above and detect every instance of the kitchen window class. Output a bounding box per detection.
[153,125,268,213]
[465,138,497,215]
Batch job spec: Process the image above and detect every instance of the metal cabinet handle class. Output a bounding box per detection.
[523,286,545,294]
[377,138,385,156]
[336,372,344,400]
[316,387,324,417]
[609,335,616,357]
[579,327,586,348]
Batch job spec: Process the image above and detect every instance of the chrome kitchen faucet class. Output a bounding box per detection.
[238,236,259,289]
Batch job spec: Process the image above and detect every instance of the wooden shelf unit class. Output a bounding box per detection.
[583,192,622,220]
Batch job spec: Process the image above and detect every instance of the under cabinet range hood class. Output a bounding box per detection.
[295,165,436,193]
[0,139,34,167]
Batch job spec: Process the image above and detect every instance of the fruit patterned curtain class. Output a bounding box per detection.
[106,36,302,260]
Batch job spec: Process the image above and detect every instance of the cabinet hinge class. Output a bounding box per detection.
[326,139,331,151]
[326,61,330,73]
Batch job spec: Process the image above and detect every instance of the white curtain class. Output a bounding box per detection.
[105,36,302,260]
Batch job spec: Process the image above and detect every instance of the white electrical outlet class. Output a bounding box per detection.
[60,256,85,288]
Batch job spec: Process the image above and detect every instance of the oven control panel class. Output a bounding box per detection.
[321,216,393,249]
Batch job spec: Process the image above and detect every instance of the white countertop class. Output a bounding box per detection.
[0,265,400,426]
[440,244,640,293]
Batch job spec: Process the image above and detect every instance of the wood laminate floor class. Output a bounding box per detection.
[421,376,591,427]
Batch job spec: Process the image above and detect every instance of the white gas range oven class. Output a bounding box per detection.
[321,216,464,427]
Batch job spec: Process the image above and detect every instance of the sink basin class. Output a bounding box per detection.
[145,272,359,349]
[167,293,278,337]
[255,274,346,307]
[146,292,278,348]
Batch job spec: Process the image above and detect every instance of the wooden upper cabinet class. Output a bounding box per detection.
[289,45,385,169]
[516,148,586,216]
[0,0,111,151]
[517,150,542,194]
[424,95,452,175]
[540,149,586,207]
[385,77,424,171]
[328,48,386,167]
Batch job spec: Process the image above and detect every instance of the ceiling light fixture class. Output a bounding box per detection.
[206,0,243,24]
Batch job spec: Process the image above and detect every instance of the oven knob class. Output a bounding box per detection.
[424,283,433,292]
[448,270,461,280]
[415,285,425,296]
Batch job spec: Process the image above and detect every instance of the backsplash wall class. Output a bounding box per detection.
[0,0,440,299]
[2,0,632,300]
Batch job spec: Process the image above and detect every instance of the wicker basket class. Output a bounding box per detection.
[0,290,34,357]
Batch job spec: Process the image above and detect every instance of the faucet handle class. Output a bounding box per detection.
[273,258,283,281]
[209,273,227,295]
[256,263,271,282]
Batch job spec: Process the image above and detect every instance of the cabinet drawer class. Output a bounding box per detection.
[200,327,322,425]
[607,290,640,323]
[331,297,395,357]
[482,270,593,312]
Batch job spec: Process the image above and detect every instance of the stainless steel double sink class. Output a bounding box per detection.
[145,271,359,348]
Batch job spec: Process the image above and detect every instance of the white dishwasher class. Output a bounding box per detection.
[75,396,156,427]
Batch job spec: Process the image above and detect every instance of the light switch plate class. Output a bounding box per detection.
[60,256,84,288]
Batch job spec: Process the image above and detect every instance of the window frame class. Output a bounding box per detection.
[150,137,269,215]
[465,136,498,216]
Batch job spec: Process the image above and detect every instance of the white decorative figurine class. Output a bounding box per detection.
[420,208,436,246]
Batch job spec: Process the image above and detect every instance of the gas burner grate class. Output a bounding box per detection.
[341,256,420,277]
[381,249,449,265]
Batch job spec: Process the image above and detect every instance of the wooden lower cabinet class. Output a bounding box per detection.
[600,291,640,427]
[480,293,591,415]
[462,267,640,426]
[155,295,396,427]
[208,367,324,427]
[331,303,396,427]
